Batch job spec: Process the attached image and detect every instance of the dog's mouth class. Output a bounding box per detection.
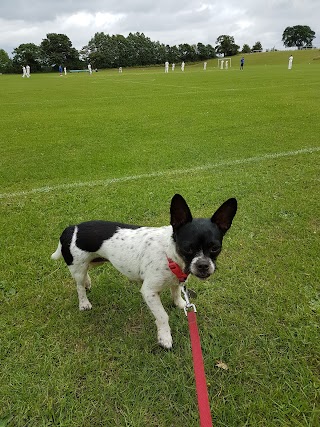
[193,271,212,280]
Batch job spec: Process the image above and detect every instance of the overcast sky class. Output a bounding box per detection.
[0,0,319,56]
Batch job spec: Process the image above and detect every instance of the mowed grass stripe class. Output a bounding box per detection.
[1,146,319,200]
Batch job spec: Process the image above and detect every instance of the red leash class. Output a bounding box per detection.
[182,286,213,427]
[167,258,213,427]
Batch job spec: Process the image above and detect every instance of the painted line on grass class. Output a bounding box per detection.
[1,146,319,200]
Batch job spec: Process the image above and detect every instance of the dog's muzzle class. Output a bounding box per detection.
[190,257,215,280]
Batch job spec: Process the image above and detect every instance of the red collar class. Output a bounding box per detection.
[167,257,189,282]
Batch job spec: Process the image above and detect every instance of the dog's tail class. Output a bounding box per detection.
[51,242,62,260]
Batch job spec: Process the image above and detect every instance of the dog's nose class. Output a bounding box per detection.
[197,261,210,272]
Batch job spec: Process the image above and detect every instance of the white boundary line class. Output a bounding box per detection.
[1,147,319,200]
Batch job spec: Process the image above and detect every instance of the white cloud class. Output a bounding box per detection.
[0,0,319,55]
[60,11,125,29]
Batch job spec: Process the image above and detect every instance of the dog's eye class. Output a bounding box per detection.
[184,246,194,255]
[210,246,221,256]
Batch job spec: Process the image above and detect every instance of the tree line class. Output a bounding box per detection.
[0,25,316,73]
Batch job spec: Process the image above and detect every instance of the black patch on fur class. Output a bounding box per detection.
[60,226,75,265]
[76,221,140,253]
[91,257,108,263]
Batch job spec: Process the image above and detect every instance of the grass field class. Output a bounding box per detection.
[0,51,319,426]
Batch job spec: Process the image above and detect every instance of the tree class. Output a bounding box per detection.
[126,32,155,66]
[282,25,315,49]
[215,35,239,57]
[205,44,216,59]
[40,33,80,68]
[0,49,12,73]
[83,32,122,68]
[178,43,197,62]
[196,43,208,60]
[164,44,178,63]
[114,35,130,67]
[252,41,263,52]
[12,43,42,71]
[49,31,223,70]
[242,44,251,53]
[82,32,110,68]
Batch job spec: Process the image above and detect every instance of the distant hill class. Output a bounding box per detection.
[223,49,320,66]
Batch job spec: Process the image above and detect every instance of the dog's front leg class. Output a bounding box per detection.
[140,282,172,349]
[171,285,187,309]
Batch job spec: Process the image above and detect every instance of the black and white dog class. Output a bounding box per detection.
[51,194,237,349]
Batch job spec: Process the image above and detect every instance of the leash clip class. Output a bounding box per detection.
[181,285,197,316]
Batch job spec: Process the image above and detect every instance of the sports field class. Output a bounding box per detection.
[0,51,319,426]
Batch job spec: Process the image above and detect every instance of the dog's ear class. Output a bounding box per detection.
[170,194,193,231]
[211,198,237,234]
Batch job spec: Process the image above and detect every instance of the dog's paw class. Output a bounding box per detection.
[79,301,92,311]
[158,332,173,350]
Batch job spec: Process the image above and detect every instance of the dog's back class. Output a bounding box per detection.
[52,221,140,265]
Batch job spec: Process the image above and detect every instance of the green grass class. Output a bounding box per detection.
[0,51,319,426]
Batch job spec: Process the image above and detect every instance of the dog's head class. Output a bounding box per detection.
[170,194,237,280]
